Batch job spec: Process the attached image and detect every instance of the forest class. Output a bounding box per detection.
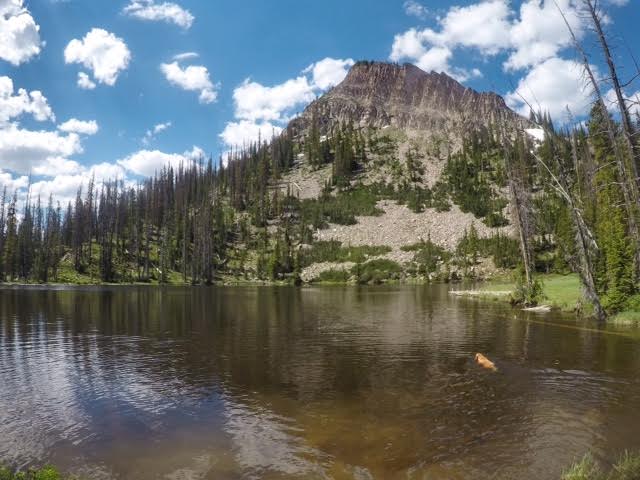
[0,0,638,323]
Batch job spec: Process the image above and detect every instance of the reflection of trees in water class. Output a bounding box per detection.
[1,287,640,479]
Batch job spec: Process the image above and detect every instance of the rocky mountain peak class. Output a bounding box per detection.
[289,61,527,137]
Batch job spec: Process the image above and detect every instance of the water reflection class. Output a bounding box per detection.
[0,286,639,479]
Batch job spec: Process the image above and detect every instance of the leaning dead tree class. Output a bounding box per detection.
[534,119,607,321]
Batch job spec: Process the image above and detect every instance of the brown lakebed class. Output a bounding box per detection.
[1,285,639,479]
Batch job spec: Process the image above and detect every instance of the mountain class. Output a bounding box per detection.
[289,61,528,139]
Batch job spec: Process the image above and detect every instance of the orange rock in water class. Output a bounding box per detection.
[475,353,497,371]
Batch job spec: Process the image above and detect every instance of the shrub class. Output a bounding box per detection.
[352,259,402,284]
[299,241,391,267]
[314,269,351,283]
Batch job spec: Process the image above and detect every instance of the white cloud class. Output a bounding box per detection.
[160,61,218,104]
[32,157,83,177]
[233,77,314,122]
[0,0,43,65]
[389,0,586,78]
[0,124,84,174]
[505,0,583,71]
[390,31,481,82]
[0,169,29,192]
[77,72,96,90]
[118,146,204,177]
[505,57,592,120]
[173,52,198,61]
[427,0,512,54]
[0,76,54,124]
[58,118,99,135]
[142,121,171,145]
[221,57,355,148]
[64,28,131,86]
[123,0,194,29]
[304,57,355,90]
[220,120,282,148]
[403,1,429,19]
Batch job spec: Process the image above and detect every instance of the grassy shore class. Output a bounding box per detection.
[0,466,72,480]
[457,273,640,325]
[562,451,640,480]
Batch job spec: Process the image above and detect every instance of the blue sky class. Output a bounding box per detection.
[0,0,638,205]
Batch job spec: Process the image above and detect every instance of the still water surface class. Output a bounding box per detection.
[1,285,640,479]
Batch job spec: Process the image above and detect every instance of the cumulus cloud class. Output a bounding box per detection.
[0,169,29,192]
[505,0,582,71]
[390,0,585,78]
[57,118,99,135]
[0,124,84,174]
[77,72,96,90]
[221,57,354,148]
[505,57,592,120]
[390,29,481,82]
[0,0,43,65]
[64,28,131,87]
[160,61,218,104]
[32,157,83,177]
[123,0,194,29]
[220,120,282,148]
[118,146,204,177]
[304,57,355,90]
[233,77,314,122]
[0,76,54,124]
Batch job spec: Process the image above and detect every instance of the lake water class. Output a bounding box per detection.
[1,285,639,479]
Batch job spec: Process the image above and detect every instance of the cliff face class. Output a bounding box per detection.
[289,61,528,136]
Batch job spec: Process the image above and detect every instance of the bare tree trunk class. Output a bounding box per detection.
[504,142,534,293]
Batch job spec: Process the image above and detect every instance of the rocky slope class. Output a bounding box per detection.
[280,62,526,281]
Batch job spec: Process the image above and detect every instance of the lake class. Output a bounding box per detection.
[1,285,639,479]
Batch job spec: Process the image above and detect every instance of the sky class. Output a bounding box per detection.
[0,0,639,206]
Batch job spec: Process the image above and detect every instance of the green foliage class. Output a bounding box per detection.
[403,236,449,276]
[456,224,481,267]
[314,268,351,283]
[561,454,605,480]
[442,135,508,222]
[479,232,520,269]
[299,241,390,267]
[299,187,384,228]
[352,259,402,284]
[590,104,637,313]
[609,451,640,480]
[511,268,544,307]
[561,451,640,480]
[0,466,69,480]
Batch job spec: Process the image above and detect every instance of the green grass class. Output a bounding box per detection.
[0,466,73,480]
[561,454,604,480]
[480,274,583,311]
[561,451,640,480]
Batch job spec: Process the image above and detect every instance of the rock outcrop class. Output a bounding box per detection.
[289,61,528,137]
